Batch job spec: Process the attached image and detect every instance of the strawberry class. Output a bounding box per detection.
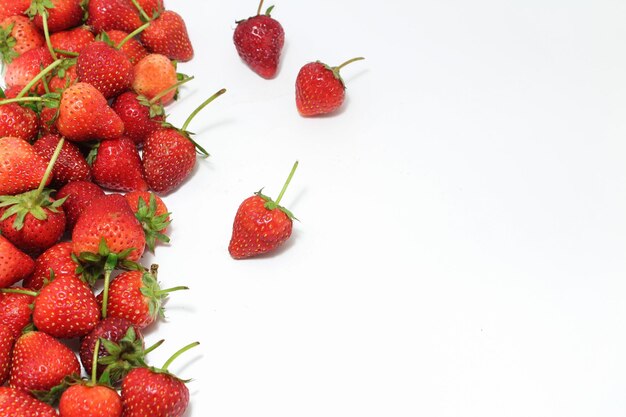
[142,88,226,194]
[47,58,78,93]
[0,16,45,64]
[111,91,165,145]
[98,266,187,329]
[1,85,24,99]
[140,11,194,62]
[27,0,84,34]
[33,134,92,186]
[0,386,58,417]
[55,180,104,232]
[0,289,35,338]
[9,331,80,392]
[228,161,298,259]
[56,82,125,142]
[124,191,170,251]
[4,47,53,92]
[59,384,122,417]
[132,53,179,105]
[90,136,148,192]
[76,41,134,99]
[0,324,14,385]
[50,26,95,56]
[295,57,365,116]
[0,237,35,289]
[0,103,39,141]
[0,0,30,21]
[120,342,199,417]
[0,137,49,196]
[233,0,284,79]
[100,29,147,65]
[87,0,143,34]
[23,241,78,290]
[32,274,100,338]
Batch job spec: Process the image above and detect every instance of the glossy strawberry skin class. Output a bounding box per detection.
[228,195,293,259]
[105,29,148,65]
[77,41,134,99]
[140,11,194,62]
[0,103,40,141]
[295,61,346,116]
[142,128,196,194]
[59,384,123,417]
[33,134,92,186]
[121,367,189,417]
[132,53,178,105]
[92,137,149,192]
[0,0,30,21]
[0,238,34,288]
[0,290,35,338]
[31,0,84,34]
[24,241,78,290]
[96,270,154,329]
[112,91,164,145]
[234,14,284,79]
[0,16,45,60]
[0,137,49,195]
[9,331,80,392]
[87,0,143,34]
[56,181,105,232]
[50,25,96,56]
[0,386,58,417]
[0,324,14,386]
[4,47,53,93]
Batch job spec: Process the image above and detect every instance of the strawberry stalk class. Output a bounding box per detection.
[91,338,101,385]
[0,288,38,297]
[149,76,194,105]
[161,341,200,372]
[100,251,119,318]
[130,0,153,22]
[34,137,64,200]
[144,339,165,355]
[53,49,79,57]
[116,22,151,50]
[16,59,63,98]
[330,57,365,81]
[177,88,227,157]
[42,13,57,60]
[273,161,298,207]
[257,0,265,15]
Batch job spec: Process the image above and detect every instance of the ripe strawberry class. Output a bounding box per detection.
[1,85,24,99]
[90,137,148,192]
[4,47,53,92]
[0,0,30,21]
[140,11,194,62]
[9,331,80,392]
[56,82,125,142]
[0,103,39,141]
[33,134,92,186]
[0,324,14,385]
[24,241,78,290]
[56,180,105,232]
[59,384,122,417]
[120,342,199,417]
[124,191,170,251]
[101,29,148,65]
[229,161,298,259]
[143,88,226,194]
[233,0,284,79]
[0,386,58,417]
[50,26,95,56]
[87,0,143,34]
[295,57,365,116]
[132,53,179,105]
[27,0,84,34]
[0,289,35,338]
[33,274,100,338]
[76,41,134,99]
[0,237,35,289]
[0,16,45,64]
[111,91,165,145]
[98,267,186,329]
[0,137,49,196]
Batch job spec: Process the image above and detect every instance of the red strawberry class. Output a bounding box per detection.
[111,91,165,145]
[0,386,58,417]
[124,191,170,251]
[0,237,35,289]
[1,85,24,99]
[233,1,284,79]
[132,53,179,105]
[60,384,122,417]
[56,82,125,142]
[140,11,194,62]
[72,193,146,263]
[33,134,92,186]
[98,267,186,329]
[9,331,80,392]
[23,241,78,290]
[50,26,95,56]
[0,16,45,64]
[33,274,100,338]
[4,47,53,92]
[0,324,14,385]
[0,289,35,338]
[39,106,60,134]
[27,0,84,34]
[228,161,298,259]
[77,41,134,99]
[120,342,198,417]
[295,57,365,116]
[101,29,147,65]
[56,181,105,232]
[87,0,143,34]
[143,89,226,194]
[90,137,148,192]
[0,0,30,21]
[0,103,39,141]
[0,137,49,196]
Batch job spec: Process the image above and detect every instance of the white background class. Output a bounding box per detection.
[16,0,626,415]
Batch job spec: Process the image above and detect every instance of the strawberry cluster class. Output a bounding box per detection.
[0,0,207,416]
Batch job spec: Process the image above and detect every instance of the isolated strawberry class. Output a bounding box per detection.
[295,57,364,116]
[0,289,35,338]
[90,137,148,192]
[100,29,148,65]
[87,0,143,34]
[56,82,125,142]
[50,26,95,56]
[132,53,180,105]
[229,161,298,259]
[4,47,53,92]
[56,180,105,232]
[143,88,226,194]
[0,386,58,417]
[0,16,45,64]
[120,342,199,417]
[140,11,194,62]
[0,103,39,141]
[111,91,165,145]
[77,41,134,99]
[23,241,77,290]
[32,274,100,338]
[0,324,14,386]
[27,0,84,34]
[0,0,31,21]
[233,0,284,79]
[0,137,49,196]
[9,331,80,392]
[124,191,170,251]
[33,134,92,186]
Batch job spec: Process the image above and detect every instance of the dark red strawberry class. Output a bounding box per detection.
[4,47,53,92]
[120,342,198,417]
[233,0,284,79]
[9,331,80,392]
[0,103,39,141]
[0,289,35,338]
[0,0,30,21]
[50,25,95,56]
[124,191,170,251]
[90,137,148,192]
[76,41,134,99]
[55,180,105,232]
[0,137,49,196]
[23,241,78,290]
[295,57,365,116]
[87,0,143,34]
[229,161,298,259]
[0,16,45,64]
[0,386,58,417]
[27,0,84,34]
[111,91,164,145]
[0,324,14,386]
[143,89,226,194]
[140,11,194,62]
[33,134,91,186]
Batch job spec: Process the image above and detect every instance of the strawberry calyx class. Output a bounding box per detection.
[255,160,299,220]
[320,57,365,87]
[73,238,143,286]
[136,75,195,118]
[98,329,162,385]
[139,264,189,322]
[32,374,82,406]
[0,22,18,64]
[139,341,199,382]
[134,194,171,252]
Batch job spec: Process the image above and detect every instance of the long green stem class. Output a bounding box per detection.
[16,59,63,99]
[333,57,365,72]
[149,76,194,104]
[181,88,226,132]
[0,97,45,105]
[275,161,299,205]
[53,49,79,57]
[155,286,189,296]
[101,253,118,318]
[144,339,165,355]
[91,338,101,384]
[116,22,151,50]
[0,288,38,297]
[162,342,200,371]
[34,138,64,199]
[42,13,58,61]
[130,0,152,22]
